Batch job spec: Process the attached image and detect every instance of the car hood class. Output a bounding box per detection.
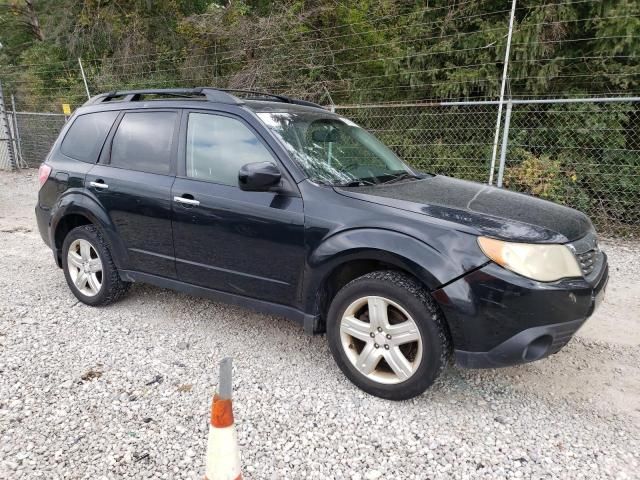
[335,175,593,243]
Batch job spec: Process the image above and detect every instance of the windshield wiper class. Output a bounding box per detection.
[335,179,376,187]
[378,172,421,185]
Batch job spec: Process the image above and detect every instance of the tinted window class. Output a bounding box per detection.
[110,112,176,174]
[186,113,275,186]
[60,111,118,163]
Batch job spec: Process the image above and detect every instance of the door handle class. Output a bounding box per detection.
[89,180,109,189]
[174,195,200,206]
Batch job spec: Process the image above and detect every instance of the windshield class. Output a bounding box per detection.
[257,111,416,186]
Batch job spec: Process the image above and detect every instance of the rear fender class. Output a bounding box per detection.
[50,190,129,269]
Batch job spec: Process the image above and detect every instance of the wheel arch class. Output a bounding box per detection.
[50,193,127,269]
[303,228,463,332]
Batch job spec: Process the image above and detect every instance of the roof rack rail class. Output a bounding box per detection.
[215,89,324,109]
[83,87,325,110]
[84,88,244,106]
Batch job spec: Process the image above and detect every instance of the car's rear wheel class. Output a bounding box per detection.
[62,225,130,306]
[327,270,451,400]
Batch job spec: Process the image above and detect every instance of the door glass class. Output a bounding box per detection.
[186,113,275,186]
[61,111,118,163]
[111,112,176,174]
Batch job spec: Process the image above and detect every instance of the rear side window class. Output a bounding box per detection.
[60,111,118,163]
[110,112,177,174]
[186,113,276,186]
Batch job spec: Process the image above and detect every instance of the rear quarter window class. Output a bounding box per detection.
[60,111,118,163]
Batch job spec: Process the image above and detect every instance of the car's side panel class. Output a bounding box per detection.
[172,178,305,304]
[84,166,177,277]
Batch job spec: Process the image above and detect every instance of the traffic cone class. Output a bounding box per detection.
[205,358,242,480]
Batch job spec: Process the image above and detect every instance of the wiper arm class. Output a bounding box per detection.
[335,179,376,187]
[378,172,420,185]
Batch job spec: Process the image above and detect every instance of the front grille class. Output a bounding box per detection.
[577,249,597,276]
[567,232,603,279]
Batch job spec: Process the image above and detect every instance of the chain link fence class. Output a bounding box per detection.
[0,114,12,170]
[336,103,497,182]
[503,101,640,235]
[11,112,67,168]
[0,83,17,171]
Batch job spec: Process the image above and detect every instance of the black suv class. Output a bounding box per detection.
[36,88,608,400]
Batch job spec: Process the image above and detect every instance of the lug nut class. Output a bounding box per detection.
[370,332,375,338]
[386,334,392,339]
[377,327,383,332]
[384,344,390,350]
[374,343,379,349]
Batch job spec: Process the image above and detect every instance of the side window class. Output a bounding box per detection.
[186,113,276,186]
[60,111,118,163]
[110,112,177,174]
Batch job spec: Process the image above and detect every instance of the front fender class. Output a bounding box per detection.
[50,190,129,269]
[302,228,482,314]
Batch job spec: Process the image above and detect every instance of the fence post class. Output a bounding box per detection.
[488,0,517,185]
[0,80,17,170]
[496,100,512,188]
[10,94,24,167]
[78,57,91,100]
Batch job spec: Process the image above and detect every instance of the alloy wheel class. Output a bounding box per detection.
[67,238,103,297]
[339,296,422,384]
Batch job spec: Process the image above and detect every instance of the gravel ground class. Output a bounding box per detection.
[0,169,639,480]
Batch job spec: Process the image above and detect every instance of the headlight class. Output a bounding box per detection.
[477,237,582,282]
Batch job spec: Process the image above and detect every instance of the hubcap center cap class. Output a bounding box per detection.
[374,332,387,345]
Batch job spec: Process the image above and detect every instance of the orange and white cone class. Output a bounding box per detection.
[205,358,242,480]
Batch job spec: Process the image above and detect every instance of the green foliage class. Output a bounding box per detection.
[3,1,638,104]
[503,150,589,208]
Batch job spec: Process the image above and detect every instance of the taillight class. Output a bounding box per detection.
[38,164,52,189]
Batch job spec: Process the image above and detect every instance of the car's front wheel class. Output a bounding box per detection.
[62,225,130,306]
[327,270,451,400]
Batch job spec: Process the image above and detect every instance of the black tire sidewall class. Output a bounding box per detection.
[61,226,115,306]
[327,273,446,400]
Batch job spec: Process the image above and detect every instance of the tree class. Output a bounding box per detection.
[1,0,44,42]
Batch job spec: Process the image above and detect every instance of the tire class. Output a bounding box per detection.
[327,270,451,400]
[61,224,130,306]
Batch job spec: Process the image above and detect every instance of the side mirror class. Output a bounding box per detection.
[238,162,282,192]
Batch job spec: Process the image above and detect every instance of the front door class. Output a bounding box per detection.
[86,110,180,278]
[171,111,305,306]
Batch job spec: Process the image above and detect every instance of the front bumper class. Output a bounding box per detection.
[432,255,608,369]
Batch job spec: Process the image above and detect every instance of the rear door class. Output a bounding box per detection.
[86,109,180,278]
[171,110,305,306]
